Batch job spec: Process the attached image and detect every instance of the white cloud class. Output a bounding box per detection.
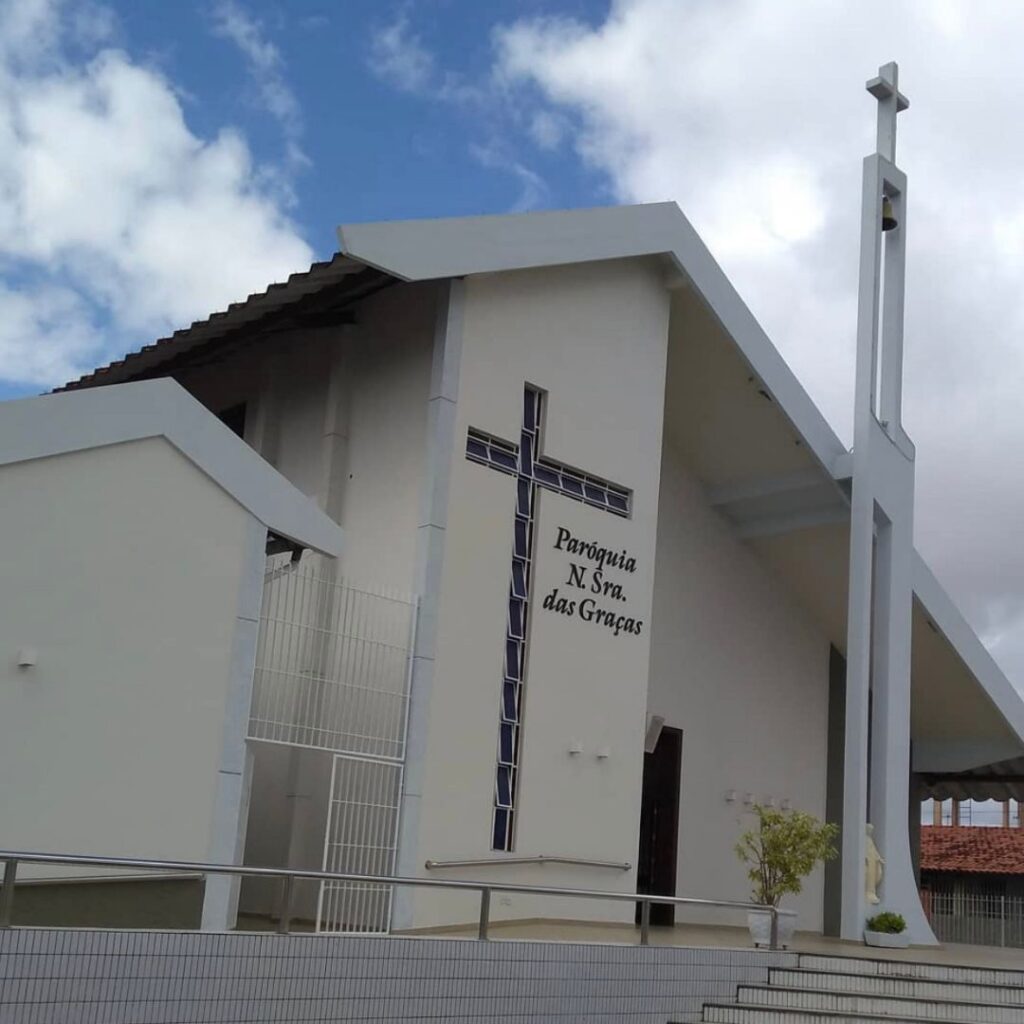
[528,110,565,151]
[367,13,483,106]
[0,0,312,389]
[211,0,304,166]
[488,0,1024,688]
[470,141,548,212]
[369,14,435,94]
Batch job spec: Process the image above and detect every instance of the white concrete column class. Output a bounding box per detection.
[282,329,354,885]
[392,279,465,931]
[201,517,267,930]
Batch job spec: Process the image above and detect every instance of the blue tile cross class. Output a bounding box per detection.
[465,384,632,850]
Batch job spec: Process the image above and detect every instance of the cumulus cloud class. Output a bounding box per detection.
[0,0,312,389]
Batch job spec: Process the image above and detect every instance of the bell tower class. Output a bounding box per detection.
[840,62,936,943]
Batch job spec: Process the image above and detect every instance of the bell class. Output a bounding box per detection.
[881,196,898,232]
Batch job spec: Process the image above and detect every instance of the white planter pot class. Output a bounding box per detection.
[747,909,798,949]
[864,928,910,948]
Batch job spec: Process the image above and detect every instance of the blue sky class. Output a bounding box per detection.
[110,0,606,253]
[0,0,611,402]
[9,0,1024,691]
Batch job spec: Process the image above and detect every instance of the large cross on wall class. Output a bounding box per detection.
[466,384,632,851]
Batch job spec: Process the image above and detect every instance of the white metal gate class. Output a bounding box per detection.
[248,553,417,934]
[249,555,417,760]
[316,755,404,933]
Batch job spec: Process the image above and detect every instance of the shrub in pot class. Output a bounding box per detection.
[735,804,838,948]
[865,911,909,948]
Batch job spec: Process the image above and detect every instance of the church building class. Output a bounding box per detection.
[2,64,1024,946]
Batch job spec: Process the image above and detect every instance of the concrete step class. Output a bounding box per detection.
[799,954,1024,990]
[769,968,1024,1007]
[738,984,1020,1023]
[703,1004,966,1024]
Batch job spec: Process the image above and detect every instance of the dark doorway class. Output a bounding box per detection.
[636,726,682,927]
[823,646,846,936]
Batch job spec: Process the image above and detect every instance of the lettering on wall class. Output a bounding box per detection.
[542,525,644,637]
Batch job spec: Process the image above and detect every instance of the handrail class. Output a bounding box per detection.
[0,849,780,949]
[425,855,631,871]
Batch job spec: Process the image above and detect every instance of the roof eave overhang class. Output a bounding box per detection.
[0,379,344,557]
[339,203,848,476]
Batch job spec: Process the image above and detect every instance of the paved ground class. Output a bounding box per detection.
[405,918,1024,969]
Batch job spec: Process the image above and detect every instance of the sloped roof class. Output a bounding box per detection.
[56,254,382,392]
[921,826,1024,875]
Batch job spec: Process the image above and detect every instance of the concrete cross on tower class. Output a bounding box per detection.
[866,61,909,163]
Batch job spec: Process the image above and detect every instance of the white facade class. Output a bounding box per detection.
[405,259,670,926]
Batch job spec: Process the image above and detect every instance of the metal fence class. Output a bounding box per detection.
[924,888,1024,948]
[248,554,417,760]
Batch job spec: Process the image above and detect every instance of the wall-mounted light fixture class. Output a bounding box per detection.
[16,648,37,668]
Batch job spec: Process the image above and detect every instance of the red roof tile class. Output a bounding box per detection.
[921,825,1024,875]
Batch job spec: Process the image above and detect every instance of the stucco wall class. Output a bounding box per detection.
[337,282,436,591]
[647,443,831,929]
[0,438,254,875]
[409,258,671,926]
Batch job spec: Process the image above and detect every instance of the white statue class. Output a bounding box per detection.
[865,823,884,905]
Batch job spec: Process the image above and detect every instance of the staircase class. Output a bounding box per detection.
[702,953,1024,1023]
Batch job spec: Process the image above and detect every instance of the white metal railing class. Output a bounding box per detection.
[248,554,417,760]
[924,888,1024,948]
[425,855,631,871]
[0,850,782,948]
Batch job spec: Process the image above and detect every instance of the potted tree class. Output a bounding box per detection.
[865,911,909,948]
[736,804,838,948]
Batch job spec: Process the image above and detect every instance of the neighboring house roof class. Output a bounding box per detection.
[921,826,1024,875]
[0,379,344,557]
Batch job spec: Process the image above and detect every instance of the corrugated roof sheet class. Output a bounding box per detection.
[920,756,1024,804]
[56,253,373,392]
[921,825,1024,875]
